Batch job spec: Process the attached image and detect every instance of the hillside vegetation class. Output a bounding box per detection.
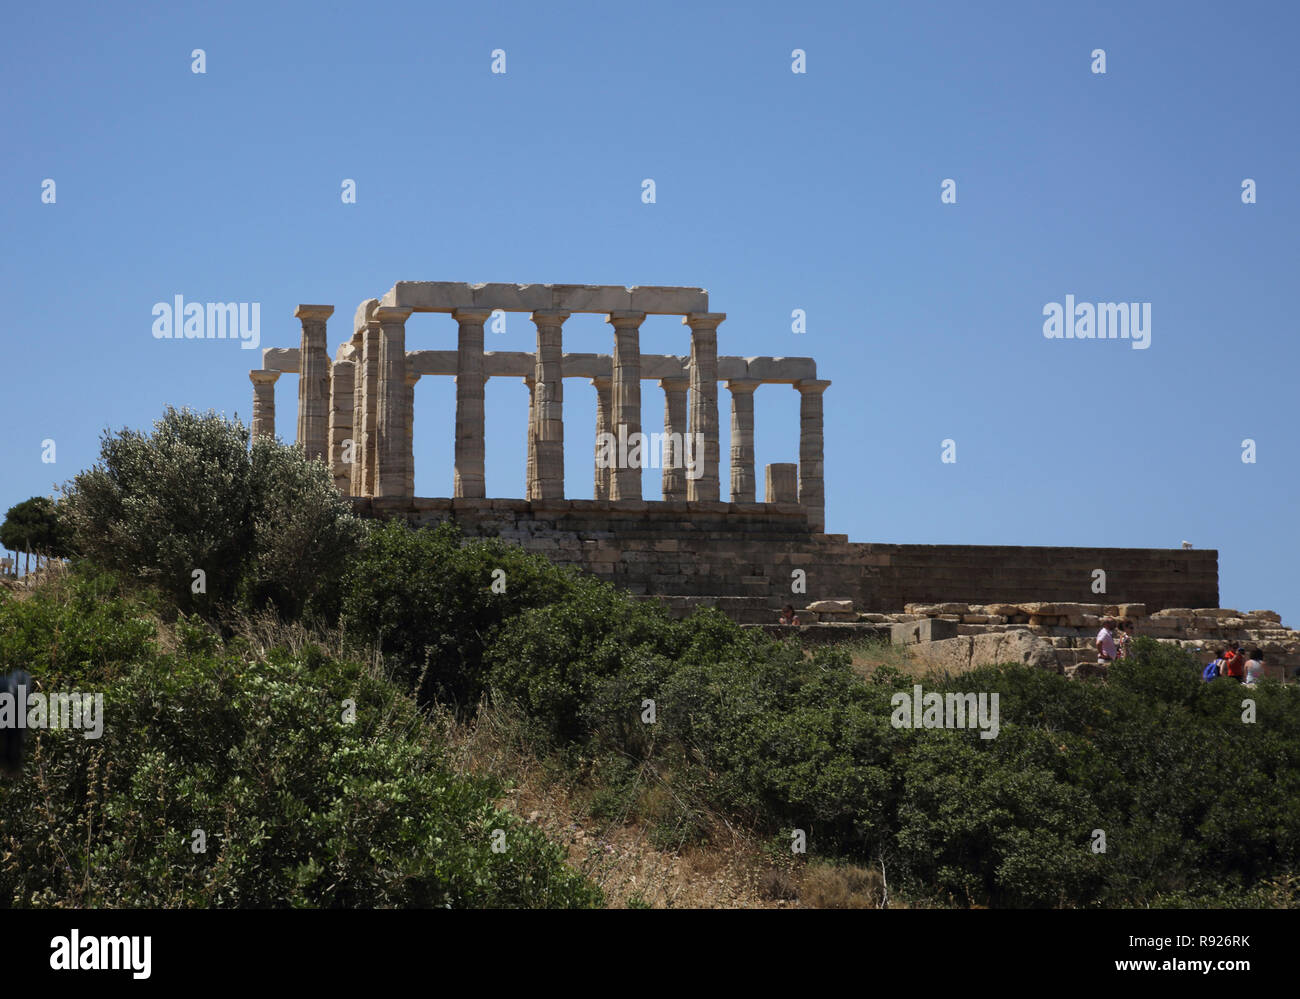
[1,408,1297,908]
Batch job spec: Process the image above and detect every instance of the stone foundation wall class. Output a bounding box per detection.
[856,544,1219,612]
[888,601,1300,679]
[353,498,1219,615]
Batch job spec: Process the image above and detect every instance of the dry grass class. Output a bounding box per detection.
[799,862,889,908]
[433,697,900,909]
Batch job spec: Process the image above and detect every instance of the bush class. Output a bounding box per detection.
[0,606,601,908]
[245,437,363,622]
[61,407,361,619]
[340,521,577,706]
[0,564,156,683]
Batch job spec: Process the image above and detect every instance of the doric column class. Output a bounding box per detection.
[530,310,570,499]
[660,377,689,501]
[452,308,491,499]
[360,317,382,497]
[684,312,725,502]
[591,376,612,501]
[795,379,831,532]
[348,335,363,495]
[606,311,646,501]
[294,305,334,463]
[374,306,413,497]
[329,359,355,493]
[404,369,420,497]
[523,375,537,500]
[765,463,798,504]
[727,379,759,503]
[249,370,280,439]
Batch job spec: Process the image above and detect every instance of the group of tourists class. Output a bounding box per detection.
[1201,644,1268,685]
[1097,616,1267,683]
[1094,617,1135,663]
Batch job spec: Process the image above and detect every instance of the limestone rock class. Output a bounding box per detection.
[911,629,1062,674]
[806,599,853,612]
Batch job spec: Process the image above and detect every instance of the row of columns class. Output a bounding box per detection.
[249,307,830,531]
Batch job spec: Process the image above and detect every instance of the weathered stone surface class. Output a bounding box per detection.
[891,618,959,645]
[743,356,818,382]
[909,629,1062,674]
[807,599,853,612]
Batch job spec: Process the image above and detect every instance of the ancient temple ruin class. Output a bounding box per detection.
[249,282,830,530]
[249,280,1219,625]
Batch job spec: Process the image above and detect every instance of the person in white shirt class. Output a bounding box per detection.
[1096,618,1117,664]
[1244,650,1266,686]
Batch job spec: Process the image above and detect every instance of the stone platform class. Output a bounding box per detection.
[354,496,1219,615]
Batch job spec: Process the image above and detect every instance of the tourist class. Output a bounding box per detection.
[1115,620,1134,660]
[1244,649,1267,686]
[1202,648,1226,681]
[779,604,801,626]
[1096,617,1118,664]
[1222,644,1247,682]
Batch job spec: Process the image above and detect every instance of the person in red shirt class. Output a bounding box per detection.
[1222,645,1246,681]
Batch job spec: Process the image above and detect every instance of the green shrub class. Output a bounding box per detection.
[0,564,156,683]
[0,612,600,909]
[61,407,361,619]
[340,521,578,705]
[485,576,683,747]
[245,437,363,621]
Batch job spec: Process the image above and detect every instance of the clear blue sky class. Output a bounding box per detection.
[3,1,1297,620]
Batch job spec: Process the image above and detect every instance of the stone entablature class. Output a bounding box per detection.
[249,281,831,530]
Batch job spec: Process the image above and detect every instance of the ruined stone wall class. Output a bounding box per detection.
[354,498,1219,617]
[857,543,1219,613]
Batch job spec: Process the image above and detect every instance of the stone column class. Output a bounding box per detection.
[523,375,537,500]
[660,377,689,501]
[329,360,355,493]
[530,310,570,499]
[360,317,382,497]
[249,370,279,439]
[453,308,491,499]
[765,463,798,504]
[607,311,646,501]
[795,379,831,532]
[727,379,759,503]
[684,312,725,502]
[294,305,334,463]
[591,376,612,501]
[404,369,420,497]
[374,306,413,498]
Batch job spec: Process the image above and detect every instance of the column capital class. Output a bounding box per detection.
[590,375,611,389]
[250,369,280,385]
[451,307,494,324]
[294,304,335,322]
[726,378,761,394]
[605,310,647,329]
[530,309,571,325]
[405,370,421,386]
[660,376,689,392]
[794,378,832,394]
[374,306,413,325]
[683,312,727,331]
